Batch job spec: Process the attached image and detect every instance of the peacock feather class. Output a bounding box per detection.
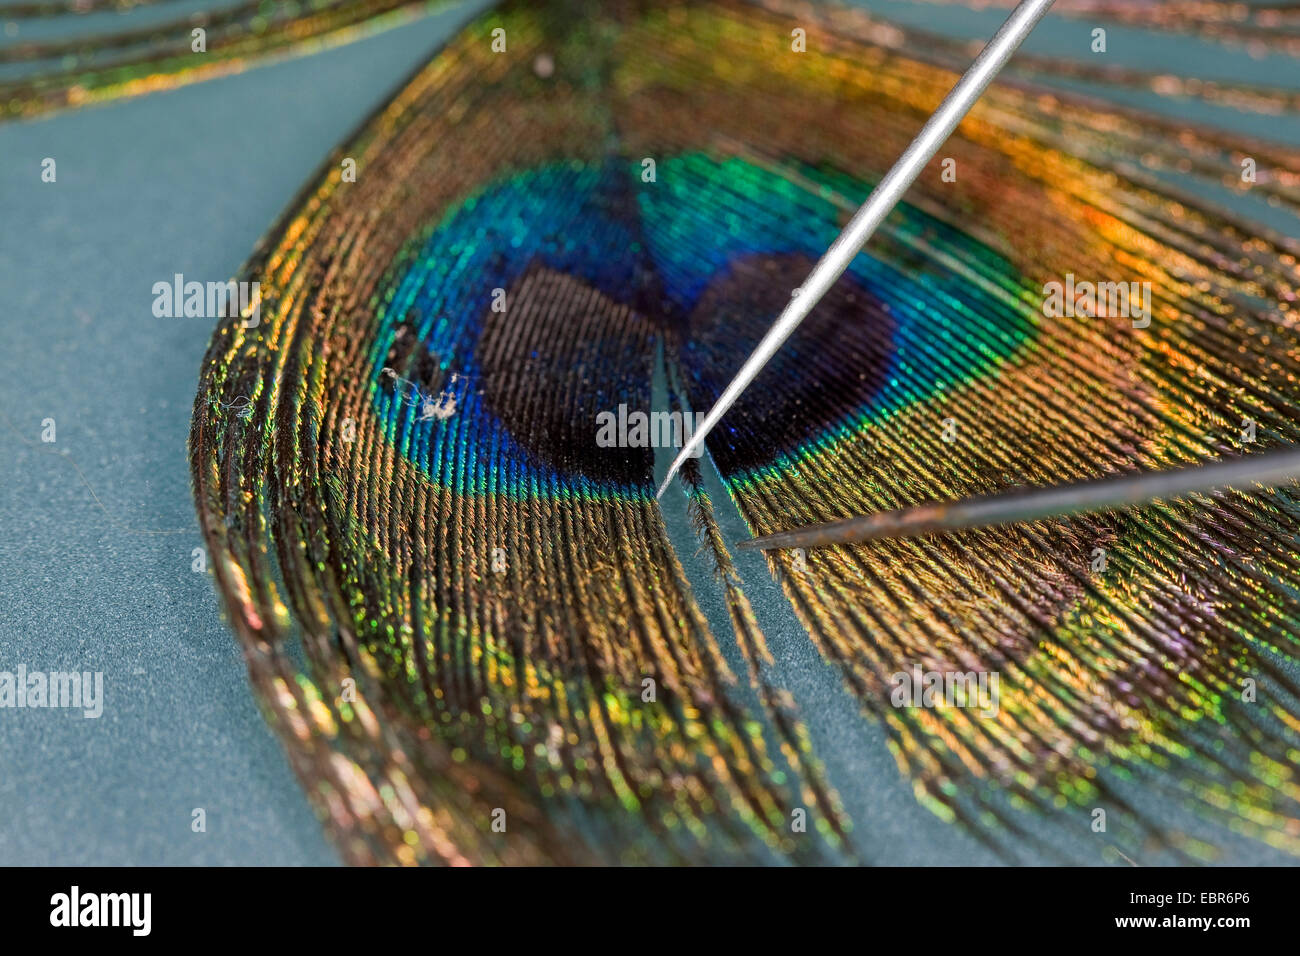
[170,0,1300,864]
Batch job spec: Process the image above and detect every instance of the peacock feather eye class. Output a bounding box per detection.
[170,0,1300,864]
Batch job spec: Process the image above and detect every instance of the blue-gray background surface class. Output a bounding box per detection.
[0,0,1296,865]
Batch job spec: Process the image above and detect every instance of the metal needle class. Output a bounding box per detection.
[656,0,1058,499]
[735,447,1300,551]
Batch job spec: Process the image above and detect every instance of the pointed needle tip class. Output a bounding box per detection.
[656,446,695,499]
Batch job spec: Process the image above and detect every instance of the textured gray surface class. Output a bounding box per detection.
[0,0,1296,865]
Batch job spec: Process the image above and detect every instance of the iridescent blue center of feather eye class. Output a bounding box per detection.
[365,153,1032,493]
